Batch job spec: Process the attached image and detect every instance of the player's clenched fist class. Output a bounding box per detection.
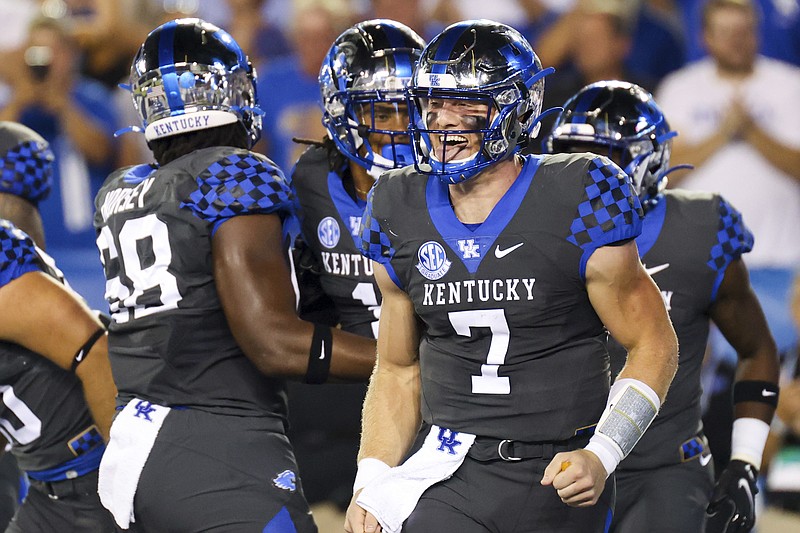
[541,450,608,507]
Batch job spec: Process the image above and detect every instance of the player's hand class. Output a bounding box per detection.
[705,459,758,533]
[541,449,607,507]
[344,490,382,533]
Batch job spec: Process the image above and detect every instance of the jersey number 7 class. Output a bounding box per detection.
[449,309,511,395]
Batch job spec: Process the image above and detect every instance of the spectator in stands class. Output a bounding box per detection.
[255,0,352,172]
[0,15,118,253]
[677,0,800,67]
[225,0,292,68]
[530,2,655,153]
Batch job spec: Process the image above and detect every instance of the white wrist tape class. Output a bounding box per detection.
[730,417,770,470]
[585,378,661,477]
[353,458,391,493]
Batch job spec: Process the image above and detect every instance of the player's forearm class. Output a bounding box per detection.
[358,359,421,467]
[617,332,678,402]
[75,338,118,441]
[744,125,800,181]
[732,345,780,424]
[668,134,728,183]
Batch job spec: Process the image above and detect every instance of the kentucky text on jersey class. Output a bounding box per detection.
[99,177,156,221]
[421,278,536,306]
[150,114,212,138]
[320,251,374,277]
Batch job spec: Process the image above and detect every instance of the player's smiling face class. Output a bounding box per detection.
[421,97,492,163]
[355,101,410,153]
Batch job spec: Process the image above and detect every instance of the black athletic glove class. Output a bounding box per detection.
[705,459,759,533]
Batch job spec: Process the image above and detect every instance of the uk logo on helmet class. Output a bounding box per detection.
[416,241,451,280]
[317,217,341,249]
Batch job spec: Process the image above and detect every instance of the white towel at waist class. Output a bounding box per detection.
[356,425,476,533]
[98,398,170,529]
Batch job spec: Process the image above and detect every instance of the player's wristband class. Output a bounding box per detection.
[353,458,391,493]
[585,378,661,477]
[730,417,770,470]
[305,324,332,384]
[70,328,106,373]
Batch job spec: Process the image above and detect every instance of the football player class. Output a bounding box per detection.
[345,20,678,533]
[94,19,376,532]
[0,121,116,531]
[287,19,425,509]
[546,80,780,533]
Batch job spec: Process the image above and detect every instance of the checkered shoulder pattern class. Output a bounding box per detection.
[181,152,294,224]
[0,140,54,204]
[707,196,753,273]
[358,184,394,263]
[0,219,42,288]
[567,156,644,249]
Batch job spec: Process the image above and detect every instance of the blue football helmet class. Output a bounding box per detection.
[319,19,425,177]
[128,18,262,148]
[546,81,678,211]
[407,20,553,184]
[0,121,54,205]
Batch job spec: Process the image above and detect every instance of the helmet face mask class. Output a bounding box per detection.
[546,81,676,210]
[408,21,551,184]
[130,18,262,148]
[412,92,494,167]
[319,19,425,174]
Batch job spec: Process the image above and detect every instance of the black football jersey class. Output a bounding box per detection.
[610,190,754,469]
[291,146,381,338]
[0,220,102,474]
[360,153,644,442]
[94,147,293,423]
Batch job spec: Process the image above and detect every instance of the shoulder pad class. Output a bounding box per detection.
[0,220,42,288]
[181,150,294,224]
[0,139,54,204]
[707,196,754,271]
[358,176,395,263]
[566,154,643,249]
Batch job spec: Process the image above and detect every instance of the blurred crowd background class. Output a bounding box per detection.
[0,0,798,530]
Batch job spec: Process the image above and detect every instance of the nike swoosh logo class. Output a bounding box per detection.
[495,243,524,259]
[762,390,777,397]
[319,340,326,360]
[738,478,753,499]
[75,349,86,363]
[699,454,712,466]
[644,263,670,276]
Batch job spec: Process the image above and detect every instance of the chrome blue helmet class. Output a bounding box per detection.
[408,19,552,184]
[129,18,262,148]
[319,19,424,177]
[546,81,678,211]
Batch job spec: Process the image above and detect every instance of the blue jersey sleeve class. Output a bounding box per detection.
[567,156,644,279]
[358,185,395,264]
[0,220,43,288]
[708,196,754,299]
[181,152,295,234]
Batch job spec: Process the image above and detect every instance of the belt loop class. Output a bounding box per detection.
[542,443,554,460]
